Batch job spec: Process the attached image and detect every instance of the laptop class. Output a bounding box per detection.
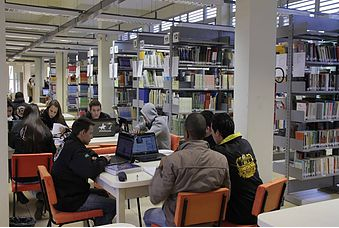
[132,132,165,162]
[109,132,134,165]
[92,119,117,137]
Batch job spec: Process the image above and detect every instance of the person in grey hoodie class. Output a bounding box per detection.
[134,103,170,149]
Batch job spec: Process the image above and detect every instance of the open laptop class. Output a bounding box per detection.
[132,132,165,162]
[109,132,134,165]
[92,119,117,137]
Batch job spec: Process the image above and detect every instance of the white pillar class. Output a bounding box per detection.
[56,52,67,112]
[0,0,9,225]
[23,63,31,103]
[98,34,115,115]
[34,58,44,103]
[234,0,277,182]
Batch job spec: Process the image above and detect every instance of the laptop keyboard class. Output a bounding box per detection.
[135,153,165,162]
[109,155,128,165]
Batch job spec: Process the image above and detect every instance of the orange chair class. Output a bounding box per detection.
[99,143,117,148]
[11,153,53,217]
[170,134,180,151]
[37,165,104,227]
[86,145,100,150]
[153,188,229,227]
[92,146,117,155]
[222,177,287,227]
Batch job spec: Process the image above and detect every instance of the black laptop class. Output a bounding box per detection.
[109,132,134,165]
[92,119,117,137]
[132,132,165,162]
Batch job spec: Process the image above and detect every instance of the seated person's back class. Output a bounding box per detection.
[144,113,231,227]
[85,99,111,120]
[212,113,263,225]
[134,103,170,150]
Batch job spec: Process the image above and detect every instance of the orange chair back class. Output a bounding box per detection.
[38,165,58,205]
[92,146,116,155]
[12,153,53,180]
[251,177,287,216]
[86,145,100,150]
[170,134,180,151]
[174,188,229,227]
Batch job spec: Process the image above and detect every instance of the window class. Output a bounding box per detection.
[121,33,129,41]
[206,6,217,19]
[286,0,315,12]
[161,18,172,31]
[129,27,142,40]
[320,0,339,14]
[153,24,160,33]
[188,8,204,22]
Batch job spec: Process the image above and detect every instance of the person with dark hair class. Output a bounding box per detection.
[85,99,111,120]
[211,113,263,225]
[200,110,216,149]
[27,78,35,103]
[9,103,56,219]
[7,99,16,121]
[12,92,28,119]
[134,103,170,149]
[144,113,231,227]
[41,100,68,130]
[51,117,116,226]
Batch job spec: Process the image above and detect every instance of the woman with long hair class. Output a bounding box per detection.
[40,99,68,130]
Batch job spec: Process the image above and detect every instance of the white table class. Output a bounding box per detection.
[258,198,339,227]
[90,135,119,146]
[96,161,160,223]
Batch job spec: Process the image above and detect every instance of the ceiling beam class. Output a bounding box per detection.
[9,0,124,59]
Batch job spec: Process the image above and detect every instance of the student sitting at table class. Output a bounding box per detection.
[212,113,263,225]
[85,99,111,120]
[133,103,170,149]
[9,104,56,219]
[143,113,231,227]
[201,110,216,149]
[52,117,116,226]
[40,100,68,130]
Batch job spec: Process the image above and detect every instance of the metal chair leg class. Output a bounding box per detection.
[47,219,52,227]
[13,192,16,217]
[137,197,142,227]
[86,220,90,227]
[127,199,130,209]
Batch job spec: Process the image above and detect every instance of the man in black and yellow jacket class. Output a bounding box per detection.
[211,113,263,225]
[52,117,116,226]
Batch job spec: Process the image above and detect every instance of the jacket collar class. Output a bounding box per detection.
[179,140,209,150]
[219,132,242,145]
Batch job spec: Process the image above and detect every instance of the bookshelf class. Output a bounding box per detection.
[163,26,235,135]
[67,53,78,113]
[87,49,98,100]
[77,52,89,116]
[132,34,169,126]
[274,15,339,205]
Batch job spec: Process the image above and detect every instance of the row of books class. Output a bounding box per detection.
[220,73,234,90]
[175,46,233,66]
[116,89,135,105]
[171,115,186,136]
[149,90,166,107]
[294,156,339,178]
[139,51,165,68]
[190,73,234,90]
[192,92,217,110]
[142,70,164,88]
[295,129,339,149]
[78,97,89,109]
[296,101,339,120]
[305,70,338,91]
[115,71,133,87]
[294,41,339,62]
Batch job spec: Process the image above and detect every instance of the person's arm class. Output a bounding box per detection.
[146,118,165,137]
[149,157,175,204]
[68,148,109,180]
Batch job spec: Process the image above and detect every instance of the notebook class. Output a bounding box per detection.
[132,132,165,162]
[92,119,117,137]
[109,132,134,165]
[105,163,141,175]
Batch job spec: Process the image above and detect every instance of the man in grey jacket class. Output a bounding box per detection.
[143,113,231,226]
[134,103,170,149]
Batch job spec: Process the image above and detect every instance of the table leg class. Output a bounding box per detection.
[116,189,126,223]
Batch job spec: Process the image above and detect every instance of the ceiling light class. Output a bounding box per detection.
[177,22,235,32]
[6,22,57,31]
[156,0,224,6]
[96,14,163,25]
[6,41,31,46]
[68,27,124,35]
[6,32,41,40]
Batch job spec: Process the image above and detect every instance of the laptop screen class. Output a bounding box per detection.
[133,133,158,156]
[92,119,117,137]
[116,133,134,159]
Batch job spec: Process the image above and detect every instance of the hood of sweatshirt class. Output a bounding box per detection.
[140,103,158,123]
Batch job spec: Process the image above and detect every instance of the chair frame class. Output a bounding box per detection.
[259,182,286,214]
[37,166,102,227]
[11,153,53,217]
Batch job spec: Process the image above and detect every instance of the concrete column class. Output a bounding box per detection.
[23,63,31,103]
[98,34,116,115]
[0,0,9,225]
[216,3,232,26]
[234,0,277,182]
[56,52,67,112]
[34,58,44,103]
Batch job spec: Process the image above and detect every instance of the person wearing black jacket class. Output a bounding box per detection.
[211,113,263,225]
[41,100,68,130]
[201,110,216,149]
[12,92,28,119]
[85,99,111,120]
[52,117,115,226]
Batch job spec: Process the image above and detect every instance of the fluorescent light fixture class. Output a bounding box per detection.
[40,43,94,50]
[6,32,41,40]
[5,3,80,17]
[96,14,164,25]
[6,46,24,50]
[177,22,235,32]
[32,47,79,52]
[21,52,55,57]
[68,27,124,35]
[52,36,97,44]
[6,41,31,46]
[156,0,225,6]
[6,22,57,31]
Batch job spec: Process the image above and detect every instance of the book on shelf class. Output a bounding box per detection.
[294,155,339,178]
[295,128,339,149]
[105,163,142,176]
[296,101,339,120]
[293,40,339,63]
[149,90,166,107]
[305,69,338,91]
[221,72,234,90]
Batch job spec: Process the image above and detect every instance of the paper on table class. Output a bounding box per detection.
[143,167,156,176]
[52,123,67,136]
